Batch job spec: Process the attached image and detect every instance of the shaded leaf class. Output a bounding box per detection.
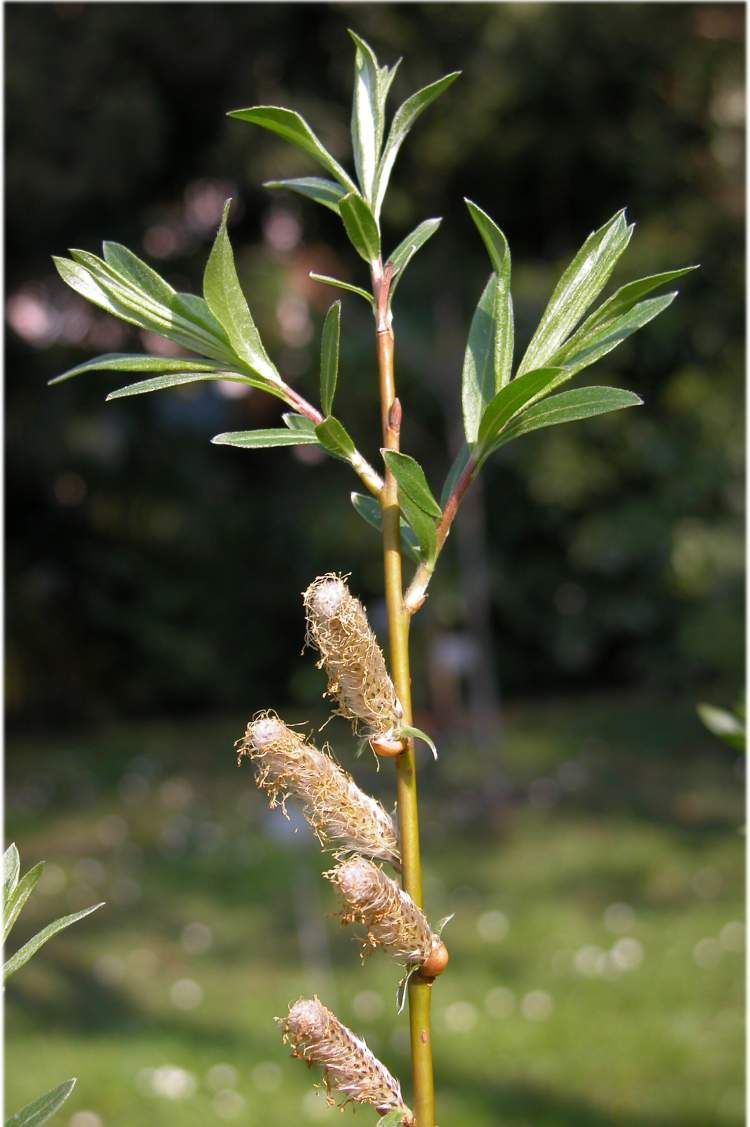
[49,353,221,386]
[373,71,461,218]
[387,218,441,298]
[315,416,356,461]
[495,386,643,448]
[309,273,374,306]
[382,451,441,563]
[228,106,358,193]
[263,176,346,213]
[440,443,472,508]
[4,862,44,943]
[4,902,103,981]
[518,209,632,375]
[461,275,502,443]
[211,429,320,450]
[339,193,381,263]
[5,1078,77,1127]
[320,301,341,416]
[465,199,514,393]
[283,412,318,435]
[203,200,279,382]
[477,366,567,449]
[350,492,421,563]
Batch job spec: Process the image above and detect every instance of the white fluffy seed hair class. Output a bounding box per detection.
[282,996,411,1118]
[303,574,402,739]
[237,711,400,866]
[327,856,437,965]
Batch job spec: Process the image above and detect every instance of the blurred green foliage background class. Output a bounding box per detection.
[5,4,744,1127]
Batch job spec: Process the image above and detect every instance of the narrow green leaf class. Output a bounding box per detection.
[227,106,358,193]
[338,193,381,263]
[350,492,421,563]
[465,199,514,391]
[477,366,567,449]
[4,862,44,943]
[349,32,386,200]
[373,71,461,218]
[3,844,20,900]
[4,902,103,981]
[387,218,441,297]
[264,176,346,214]
[320,302,341,416]
[495,386,643,449]
[440,443,472,508]
[518,210,633,376]
[382,450,441,563]
[697,703,746,753]
[170,292,231,342]
[309,273,374,306]
[102,241,176,306]
[211,429,320,450]
[551,293,677,376]
[315,415,356,461]
[105,372,259,401]
[382,451,442,518]
[399,723,438,760]
[462,276,502,442]
[580,266,697,333]
[203,201,279,383]
[5,1078,77,1127]
[53,256,144,329]
[49,353,221,386]
[283,412,318,435]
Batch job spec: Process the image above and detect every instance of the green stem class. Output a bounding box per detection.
[373,265,435,1127]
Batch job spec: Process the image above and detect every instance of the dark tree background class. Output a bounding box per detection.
[6,3,744,728]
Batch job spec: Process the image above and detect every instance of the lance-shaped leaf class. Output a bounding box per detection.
[382,450,441,562]
[283,412,318,435]
[386,218,441,299]
[349,31,399,201]
[102,241,177,306]
[518,209,633,376]
[4,843,20,900]
[309,272,374,306]
[227,106,358,194]
[264,176,346,214]
[203,200,280,384]
[476,366,568,450]
[105,372,268,401]
[350,491,421,563]
[315,415,357,461]
[4,902,103,981]
[338,193,381,263]
[320,301,341,416]
[6,1078,77,1127]
[49,353,222,386]
[461,276,503,443]
[212,428,320,450]
[493,386,643,449]
[579,266,697,333]
[373,71,461,218]
[550,292,677,377]
[4,862,44,942]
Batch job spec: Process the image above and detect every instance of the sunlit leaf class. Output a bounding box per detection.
[227,106,358,193]
[3,844,20,901]
[399,723,438,760]
[315,415,356,461]
[5,1078,77,1127]
[105,372,261,401]
[518,209,632,375]
[494,386,642,448]
[102,241,176,306]
[49,354,221,386]
[349,31,399,200]
[4,902,103,981]
[211,428,320,450]
[476,366,567,449]
[339,193,381,263]
[697,703,746,753]
[550,293,677,376]
[263,176,347,213]
[4,862,44,942]
[309,273,374,306]
[580,266,697,332]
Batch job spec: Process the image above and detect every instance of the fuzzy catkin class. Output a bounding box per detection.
[237,712,400,866]
[303,574,402,740]
[327,856,438,965]
[282,997,410,1118]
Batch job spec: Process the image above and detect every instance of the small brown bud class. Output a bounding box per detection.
[421,939,449,978]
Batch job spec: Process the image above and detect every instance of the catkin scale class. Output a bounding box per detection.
[327,856,444,969]
[303,575,402,740]
[282,997,412,1119]
[237,712,400,866]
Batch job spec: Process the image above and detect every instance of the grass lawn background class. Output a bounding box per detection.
[5,693,744,1126]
